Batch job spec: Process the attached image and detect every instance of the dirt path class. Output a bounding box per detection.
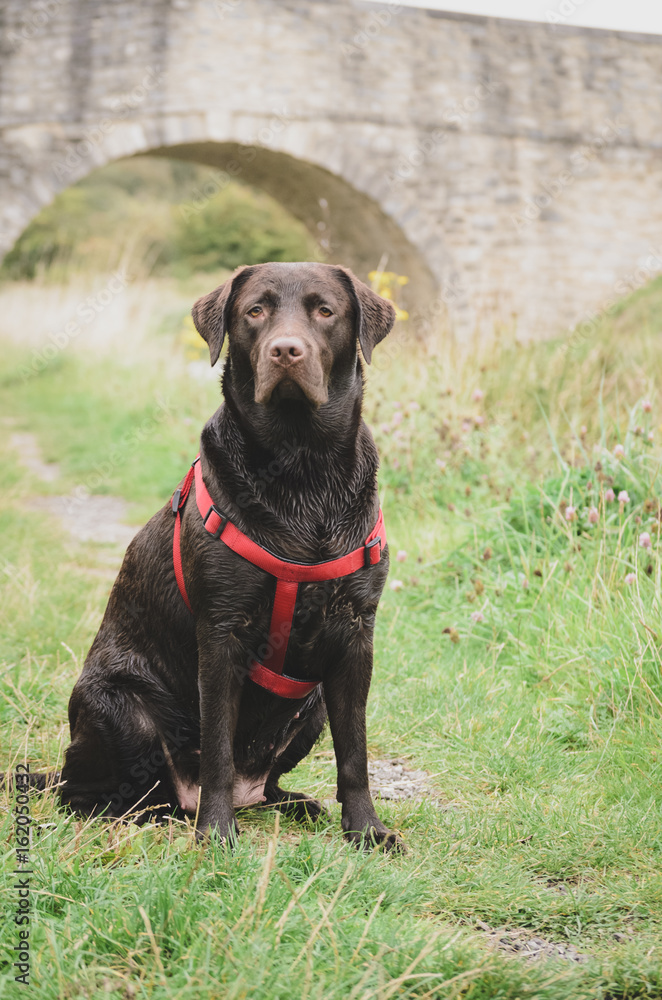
[10,430,139,547]
[10,431,60,482]
[26,494,140,547]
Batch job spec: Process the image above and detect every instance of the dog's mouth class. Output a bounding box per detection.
[270,378,309,403]
[254,369,329,409]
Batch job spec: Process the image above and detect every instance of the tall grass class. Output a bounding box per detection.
[1,271,662,998]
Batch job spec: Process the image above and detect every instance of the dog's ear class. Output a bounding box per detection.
[191,266,254,366]
[335,267,397,364]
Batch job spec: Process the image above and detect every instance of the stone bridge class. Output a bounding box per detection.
[1,0,662,337]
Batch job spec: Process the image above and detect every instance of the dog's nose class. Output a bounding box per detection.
[269,337,306,366]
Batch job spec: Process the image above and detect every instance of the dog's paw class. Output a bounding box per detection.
[281,795,329,824]
[344,824,406,854]
[378,829,407,854]
[195,817,240,847]
[264,787,329,824]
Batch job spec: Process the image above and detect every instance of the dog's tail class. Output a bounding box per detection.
[1,770,62,791]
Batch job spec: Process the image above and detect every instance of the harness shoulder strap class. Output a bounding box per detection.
[171,454,386,699]
[171,460,197,612]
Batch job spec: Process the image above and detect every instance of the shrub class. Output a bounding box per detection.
[172,182,317,273]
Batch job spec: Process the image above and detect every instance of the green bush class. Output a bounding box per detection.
[0,187,90,279]
[0,158,318,280]
[172,182,317,272]
[0,162,177,280]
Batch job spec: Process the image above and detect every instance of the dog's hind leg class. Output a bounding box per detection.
[59,685,182,822]
[263,697,329,823]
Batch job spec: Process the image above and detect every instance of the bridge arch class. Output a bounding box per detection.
[3,126,439,317]
[148,141,438,310]
[2,0,662,337]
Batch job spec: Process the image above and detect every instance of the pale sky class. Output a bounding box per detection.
[365,0,662,36]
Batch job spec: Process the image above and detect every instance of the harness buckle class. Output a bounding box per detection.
[203,504,227,540]
[171,487,182,515]
[364,536,382,567]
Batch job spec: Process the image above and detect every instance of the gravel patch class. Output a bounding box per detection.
[368,758,442,802]
[475,920,590,963]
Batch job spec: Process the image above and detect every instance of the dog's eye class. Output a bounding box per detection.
[319,306,333,317]
[247,306,263,317]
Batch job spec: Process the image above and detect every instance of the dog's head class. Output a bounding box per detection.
[191,262,396,409]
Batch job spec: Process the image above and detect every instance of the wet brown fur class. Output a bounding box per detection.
[49,262,402,850]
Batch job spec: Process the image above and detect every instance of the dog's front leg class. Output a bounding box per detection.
[195,623,243,843]
[324,630,404,853]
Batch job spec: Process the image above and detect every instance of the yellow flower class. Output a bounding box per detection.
[368,270,409,321]
[180,315,207,361]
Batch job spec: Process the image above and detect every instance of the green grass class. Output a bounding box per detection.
[2,274,662,997]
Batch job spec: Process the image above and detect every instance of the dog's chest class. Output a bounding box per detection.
[212,506,385,668]
[283,578,368,669]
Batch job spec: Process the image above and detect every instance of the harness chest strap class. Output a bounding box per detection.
[171,456,386,699]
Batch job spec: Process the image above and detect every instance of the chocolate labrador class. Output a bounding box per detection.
[54,261,402,850]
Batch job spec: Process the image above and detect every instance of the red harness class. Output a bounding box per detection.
[171,456,386,699]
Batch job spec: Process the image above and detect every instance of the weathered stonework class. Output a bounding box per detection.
[1,0,661,337]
